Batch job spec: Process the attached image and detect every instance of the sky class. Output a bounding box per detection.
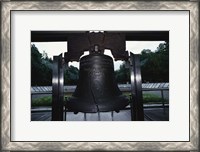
[31,41,164,70]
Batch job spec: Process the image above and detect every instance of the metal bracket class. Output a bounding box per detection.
[129,52,144,121]
[52,54,64,121]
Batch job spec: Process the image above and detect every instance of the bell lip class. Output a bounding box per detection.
[66,96,129,113]
[66,104,129,113]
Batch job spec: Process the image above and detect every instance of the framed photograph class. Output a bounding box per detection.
[1,1,199,151]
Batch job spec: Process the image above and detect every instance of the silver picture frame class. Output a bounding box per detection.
[1,1,199,151]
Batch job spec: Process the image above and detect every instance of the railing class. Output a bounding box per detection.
[31,83,169,93]
[31,88,169,102]
[31,83,169,120]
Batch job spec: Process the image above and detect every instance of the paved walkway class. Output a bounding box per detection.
[31,106,169,121]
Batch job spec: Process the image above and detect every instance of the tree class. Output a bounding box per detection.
[114,42,169,83]
[31,44,52,86]
[115,62,130,84]
[64,65,79,85]
[31,44,79,86]
[140,42,169,82]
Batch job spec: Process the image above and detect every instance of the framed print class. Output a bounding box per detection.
[1,1,199,151]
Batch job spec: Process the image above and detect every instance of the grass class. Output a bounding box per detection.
[32,96,52,107]
[31,95,72,107]
[142,93,168,104]
[31,93,168,107]
[123,92,168,104]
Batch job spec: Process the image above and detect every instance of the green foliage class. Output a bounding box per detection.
[32,93,167,107]
[64,65,79,85]
[140,42,169,82]
[31,44,52,86]
[115,62,130,84]
[142,93,167,104]
[31,44,79,86]
[114,42,169,83]
[32,96,52,107]
[32,95,72,107]
[123,93,168,104]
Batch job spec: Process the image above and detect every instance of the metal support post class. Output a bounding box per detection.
[161,90,166,114]
[64,105,67,121]
[52,54,64,121]
[130,95,134,121]
[129,52,144,121]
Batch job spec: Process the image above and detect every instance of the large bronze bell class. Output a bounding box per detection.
[67,52,129,113]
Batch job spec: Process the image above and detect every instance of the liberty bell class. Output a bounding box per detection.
[67,46,129,113]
